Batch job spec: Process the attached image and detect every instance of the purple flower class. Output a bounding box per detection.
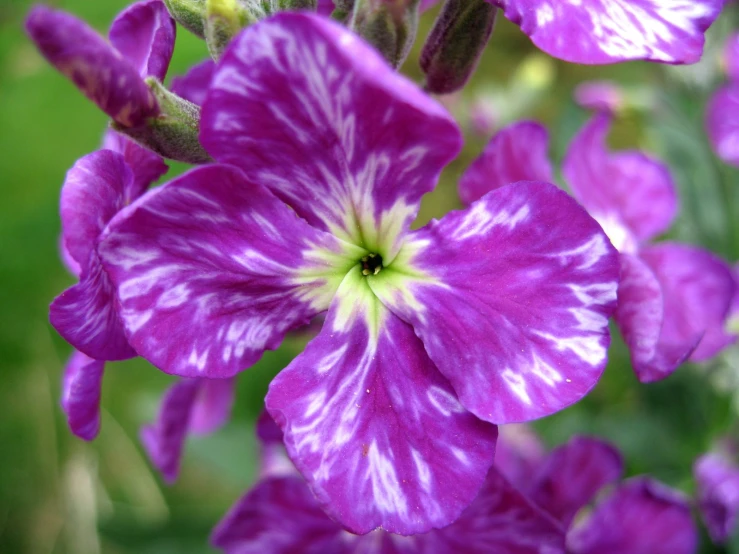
[99,13,618,533]
[210,414,566,553]
[574,81,624,113]
[422,0,721,64]
[170,59,216,107]
[461,118,737,382]
[706,33,739,167]
[140,376,236,483]
[499,429,698,554]
[695,450,739,543]
[26,1,175,127]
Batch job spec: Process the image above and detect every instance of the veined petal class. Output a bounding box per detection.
[694,453,739,544]
[25,6,158,127]
[528,436,623,528]
[99,164,362,378]
[141,378,200,483]
[706,84,739,167]
[50,250,136,361]
[102,131,169,198]
[424,468,566,554]
[563,114,677,247]
[493,0,721,65]
[370,182,619,424]
[189,377,236,435]
[201,13,461,256]
[62,350,105,440]
[266,267,498,535]
[109,0,175,81]
[567,478,698,554]
[458,121,553,205]
[615,254,700,382]
[640,243,737,362]
[170,59,215,106]
[60,150,134,269]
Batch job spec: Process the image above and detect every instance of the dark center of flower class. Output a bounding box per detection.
[360,253,383,276]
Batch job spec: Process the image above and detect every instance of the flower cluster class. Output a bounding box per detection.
[24,0,739,550]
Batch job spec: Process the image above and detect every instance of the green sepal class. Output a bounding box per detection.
[351,0,420,69]
[114,78,212,165]
[163,0,207,38]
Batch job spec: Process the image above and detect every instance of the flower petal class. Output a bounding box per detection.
[50,250,136,361]
[99,164,362,378]
[371,182,619,424]
[694,453,739,544]
[109,0,175,81]
[615,254,700,382]
[494,424,546,490]
[527,436,623,527]
[170,59,216,106]
[211,476,353,554]
[189,377,236,435]
[458,121,553,205]
[200,13,461,255]
[724,33,739,82]
[102,131,169,197]
[706,84,739,167]
[60,150,134,269]
[567,478,698,554]
[493,0,722,65]
[141,378,200,483]
[266,268,498,535]
[61,350,105,440]
[563,114,677,246]
[574,81,624,113]
[426,468,566,554]
[25,6,158,127]
[640,243,737,362]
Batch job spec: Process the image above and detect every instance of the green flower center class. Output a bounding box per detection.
[360,253,383,276]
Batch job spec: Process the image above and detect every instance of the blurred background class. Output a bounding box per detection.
[1,0,738,552]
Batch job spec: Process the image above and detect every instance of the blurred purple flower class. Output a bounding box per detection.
[707,33,739,167]
[99,13,618,533]
[695,449,739,543]
[574,81,624,113]
[460,118,737,383]
[210,414,566,553]
[26,1,175,127]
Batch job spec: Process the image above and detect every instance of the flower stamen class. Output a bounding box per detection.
[361,253,383,276]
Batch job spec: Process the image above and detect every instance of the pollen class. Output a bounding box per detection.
[360,253,383,276]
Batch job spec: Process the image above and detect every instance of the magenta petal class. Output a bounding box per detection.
[141,378,201,483]
[494,0,722,64]
[316,0,335,16]
[102,131,169,198]
[378,182,619,424]
[201,13,461,251]
[50,251,136,361]
[266,274,498,535]
[567,478,698,554]
[616,254,700,383]
[170,59,215,106]
[62,350,105,440]
[59,234,81,278]
[458,121,553,205]
[99,164,351,378]
[189,377,236,435]
[528,436,623,528]
[109,0,175,81]
[25,6,158,127]
[695,453,739,544]
[640,243,737,362]
[211,476,351,554]
[563,114,677,246]
[60,150,134,269]
[426,468,566,554]
[494,424,546,490]
[706,84,739,167]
